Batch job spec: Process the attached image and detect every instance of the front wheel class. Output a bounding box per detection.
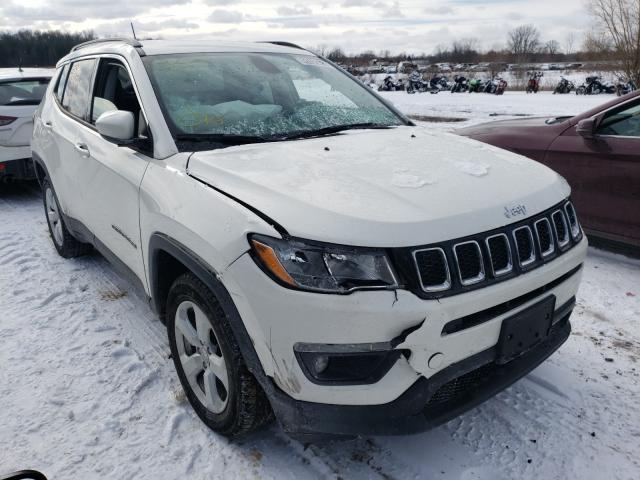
[42,178,91,258]
[167,273,273,437]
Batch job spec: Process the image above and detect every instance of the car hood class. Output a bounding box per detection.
[456,116,570,136]
[187,126,570,247]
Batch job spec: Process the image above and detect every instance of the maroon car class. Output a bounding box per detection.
[458,91,640,251]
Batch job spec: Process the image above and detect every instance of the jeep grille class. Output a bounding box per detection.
[410,200,581,297]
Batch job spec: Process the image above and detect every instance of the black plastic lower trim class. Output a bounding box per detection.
[270,307,572,440]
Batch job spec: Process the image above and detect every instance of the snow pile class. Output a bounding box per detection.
[455,160,491,177]
[391,168,436,188]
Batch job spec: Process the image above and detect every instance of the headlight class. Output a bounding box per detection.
[249,234,399,293]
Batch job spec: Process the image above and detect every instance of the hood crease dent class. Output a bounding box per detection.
[187,127,570,247]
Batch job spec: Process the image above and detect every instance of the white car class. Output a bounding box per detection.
[32,38,587,440]
[0,68,53,182]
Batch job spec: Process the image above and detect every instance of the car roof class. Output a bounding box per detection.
[61,38,313,63]
[0,67,55,82]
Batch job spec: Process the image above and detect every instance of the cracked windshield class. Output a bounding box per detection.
[143,52,403,141]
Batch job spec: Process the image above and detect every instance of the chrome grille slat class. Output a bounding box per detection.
[513,226,536,267]
[534,218,555,257]
[552,210,570,248]
[453,241,485,286]
[564,202,581,239]
[485,233,512,276]
[413,247,451,292]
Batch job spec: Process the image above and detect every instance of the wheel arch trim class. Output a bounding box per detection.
[148,233,270,384]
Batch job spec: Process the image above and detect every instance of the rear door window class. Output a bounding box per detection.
[0,78,51,106]
[62,59,97,119]
[55,64,70,102]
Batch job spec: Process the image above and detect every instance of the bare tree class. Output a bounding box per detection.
[451,37,480,63]
[544,40,562,55]
[588,0,640,82]
[507,24,541,62]
[564,32,577,56]
[327,47,347,62]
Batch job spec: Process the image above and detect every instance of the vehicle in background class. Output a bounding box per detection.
[483,76,507,95]
[0,470,47,480]
[526,72,543,93]
[468,78,483,92]
[378,75,404,91]
[576,76,616,95]
[0,68,53,183]
[429,74,450,92]
[457,91,640,251]
[397,61,417,74]
[616,77,637,97]
[406,70,429,93]
[554,76,575,94]
[450,75,468,93]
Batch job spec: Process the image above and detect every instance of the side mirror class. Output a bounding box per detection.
[576,118,597,138]
[96,110,135,143]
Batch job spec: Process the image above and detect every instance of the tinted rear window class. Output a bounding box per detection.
[0,78,50,106]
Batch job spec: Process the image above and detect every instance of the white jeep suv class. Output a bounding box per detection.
[32,38,587,440]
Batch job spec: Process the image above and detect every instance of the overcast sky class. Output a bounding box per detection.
[0,0,590,54]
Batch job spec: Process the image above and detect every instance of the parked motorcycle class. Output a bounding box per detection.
[378,75,404,91]
[483,76,508,95]
[576,76,616,95]
[526,71,543,93]
[450,75,468,93]
[406,70,429,94]
[553,76,575,94]
[468,78,483,93]
[429,74,450,92]
[615,77,638,96]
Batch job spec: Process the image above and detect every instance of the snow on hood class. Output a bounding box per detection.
[187,126,570,246]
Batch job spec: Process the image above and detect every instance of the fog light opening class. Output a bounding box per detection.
[313,355,330,374]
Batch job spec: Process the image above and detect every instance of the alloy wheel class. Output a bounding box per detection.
[174,300,229,414]
[45,187,64,247]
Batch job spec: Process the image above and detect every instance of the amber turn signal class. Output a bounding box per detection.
[251,239,297,287]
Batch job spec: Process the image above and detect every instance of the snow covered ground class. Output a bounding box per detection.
[378,90,608,129]
[1,92,639,480]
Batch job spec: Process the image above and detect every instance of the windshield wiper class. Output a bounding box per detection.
[276,123,394,140]
[175,133,274,146]
[175,123,394,149]
[5,99,41,106]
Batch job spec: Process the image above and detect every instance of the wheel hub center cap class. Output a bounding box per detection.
[199,345,211,368]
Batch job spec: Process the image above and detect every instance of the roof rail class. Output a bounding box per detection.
[260,41,305,50]
[71,37,142,52]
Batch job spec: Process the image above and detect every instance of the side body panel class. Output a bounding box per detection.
[139,155,280,362]
[545,128,640,247]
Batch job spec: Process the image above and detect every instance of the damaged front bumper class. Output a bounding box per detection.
[271,313,572,440]
[222,236,586,438]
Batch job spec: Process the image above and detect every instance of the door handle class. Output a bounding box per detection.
[43,121,53,129]
[74,143,90,157]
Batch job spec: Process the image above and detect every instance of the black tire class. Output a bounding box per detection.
[42,178,92,258]
[167,272,274,437]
